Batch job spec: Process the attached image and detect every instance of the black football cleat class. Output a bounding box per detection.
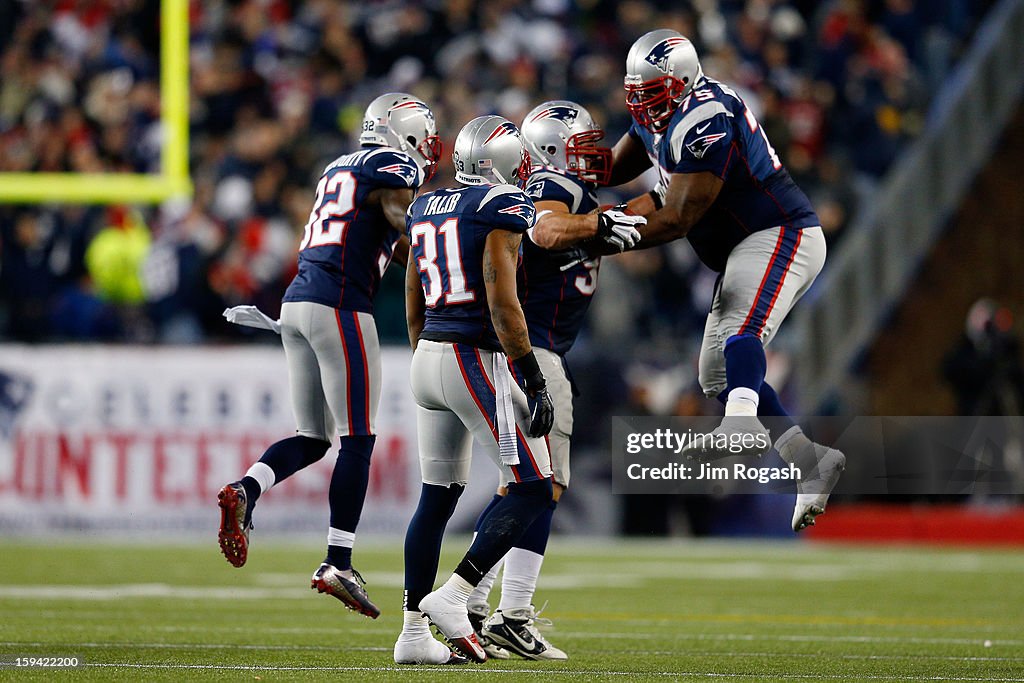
[483,606,568,660]
[311,563,381,618]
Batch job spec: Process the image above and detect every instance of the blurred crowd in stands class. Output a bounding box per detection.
[0,0,993,416]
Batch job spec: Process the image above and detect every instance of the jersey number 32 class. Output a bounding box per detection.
[299,170,357,250]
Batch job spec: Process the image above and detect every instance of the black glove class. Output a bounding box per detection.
[557,245,589,271]
[525,385,554,438]
[513,351,555,438]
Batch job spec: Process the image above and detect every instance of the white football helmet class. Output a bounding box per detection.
[359,93,442,181]
[624,29,703,134]
[521,100,611,185]
[452,115,531,187]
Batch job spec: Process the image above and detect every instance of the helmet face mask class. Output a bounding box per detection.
[515,148,532,187]
[623,30,702,135]
[565,129,611,185]
[360,93,442,182]
[414,134,443,182]
[625,75,689,135]
[521,100,612,186]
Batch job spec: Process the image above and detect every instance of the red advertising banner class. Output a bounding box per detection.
[0,345,495,535]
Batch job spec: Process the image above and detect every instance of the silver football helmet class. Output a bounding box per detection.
[359,93,442,181]
[452,115,531,187]
[521,100,611,185]
[624,29,703,134]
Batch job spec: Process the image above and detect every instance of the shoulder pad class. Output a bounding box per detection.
[524,170,585,213]
[363,148,423,188]
[483,186,536,231]
[670,102,733,161]
[477,184,523,211]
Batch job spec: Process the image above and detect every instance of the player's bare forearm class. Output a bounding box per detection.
[625,192,657,217]
[490,303,532,360]
[483,229,532,360]
[390,235,410,268]
[377,187,416,234]
[635,171,723,248]
[607,132,651,186]
[405,257,425,350]
[531,200,599,250]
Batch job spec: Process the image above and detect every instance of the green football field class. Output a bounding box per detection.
[1,538,1022,681]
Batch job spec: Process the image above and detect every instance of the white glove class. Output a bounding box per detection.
[597,205,645,251]
[223,305,281,334]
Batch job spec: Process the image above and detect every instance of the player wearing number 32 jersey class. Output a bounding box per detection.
[217,93,441,619]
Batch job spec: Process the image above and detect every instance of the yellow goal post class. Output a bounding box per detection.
[0,0,191,204]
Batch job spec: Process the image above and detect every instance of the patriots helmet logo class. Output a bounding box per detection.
[529,105,579,126]
[391,100,435,122]
[378,163,419,184]
[498,202,536,223]
[484,121,520,144]
[686,132,728,160]
[645,37,687,73]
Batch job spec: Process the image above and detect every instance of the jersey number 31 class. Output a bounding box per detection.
[410,219,476,307]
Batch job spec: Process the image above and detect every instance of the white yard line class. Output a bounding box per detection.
[4,641,1022,662]
[0,584,308,601]
[554,631,1024,647]
[72,663,1024,681]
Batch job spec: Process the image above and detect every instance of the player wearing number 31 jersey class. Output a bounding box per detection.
[218,93,441,619]
[395,115,556,665]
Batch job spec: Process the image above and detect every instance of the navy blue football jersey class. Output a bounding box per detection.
[629,77,819,272]
[409,184,537,351]
[521,168,600,356]
[283,147,422,312]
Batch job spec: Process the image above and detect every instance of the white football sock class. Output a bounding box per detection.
[724,387,759,416]
[244,462,275,493]
[434,574,474,607]
[773,425,805,455]
[327,527,355,548]
[775,427,820,480]
[398,610,431,638]
[498,547,544,611]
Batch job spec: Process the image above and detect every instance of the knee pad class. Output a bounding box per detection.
[338,435,375,466]
[281,435,331,467]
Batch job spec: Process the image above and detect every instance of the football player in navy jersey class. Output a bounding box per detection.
[217,93,441,618]
[464,101,645,661]
[609,30,845,532]
[394,115,564,665]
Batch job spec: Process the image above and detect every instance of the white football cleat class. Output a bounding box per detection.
[482,605,568,661]
[393,632,468,665]
[419,590,487,662]
[792,447,846,532]
[682,415,771,461]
